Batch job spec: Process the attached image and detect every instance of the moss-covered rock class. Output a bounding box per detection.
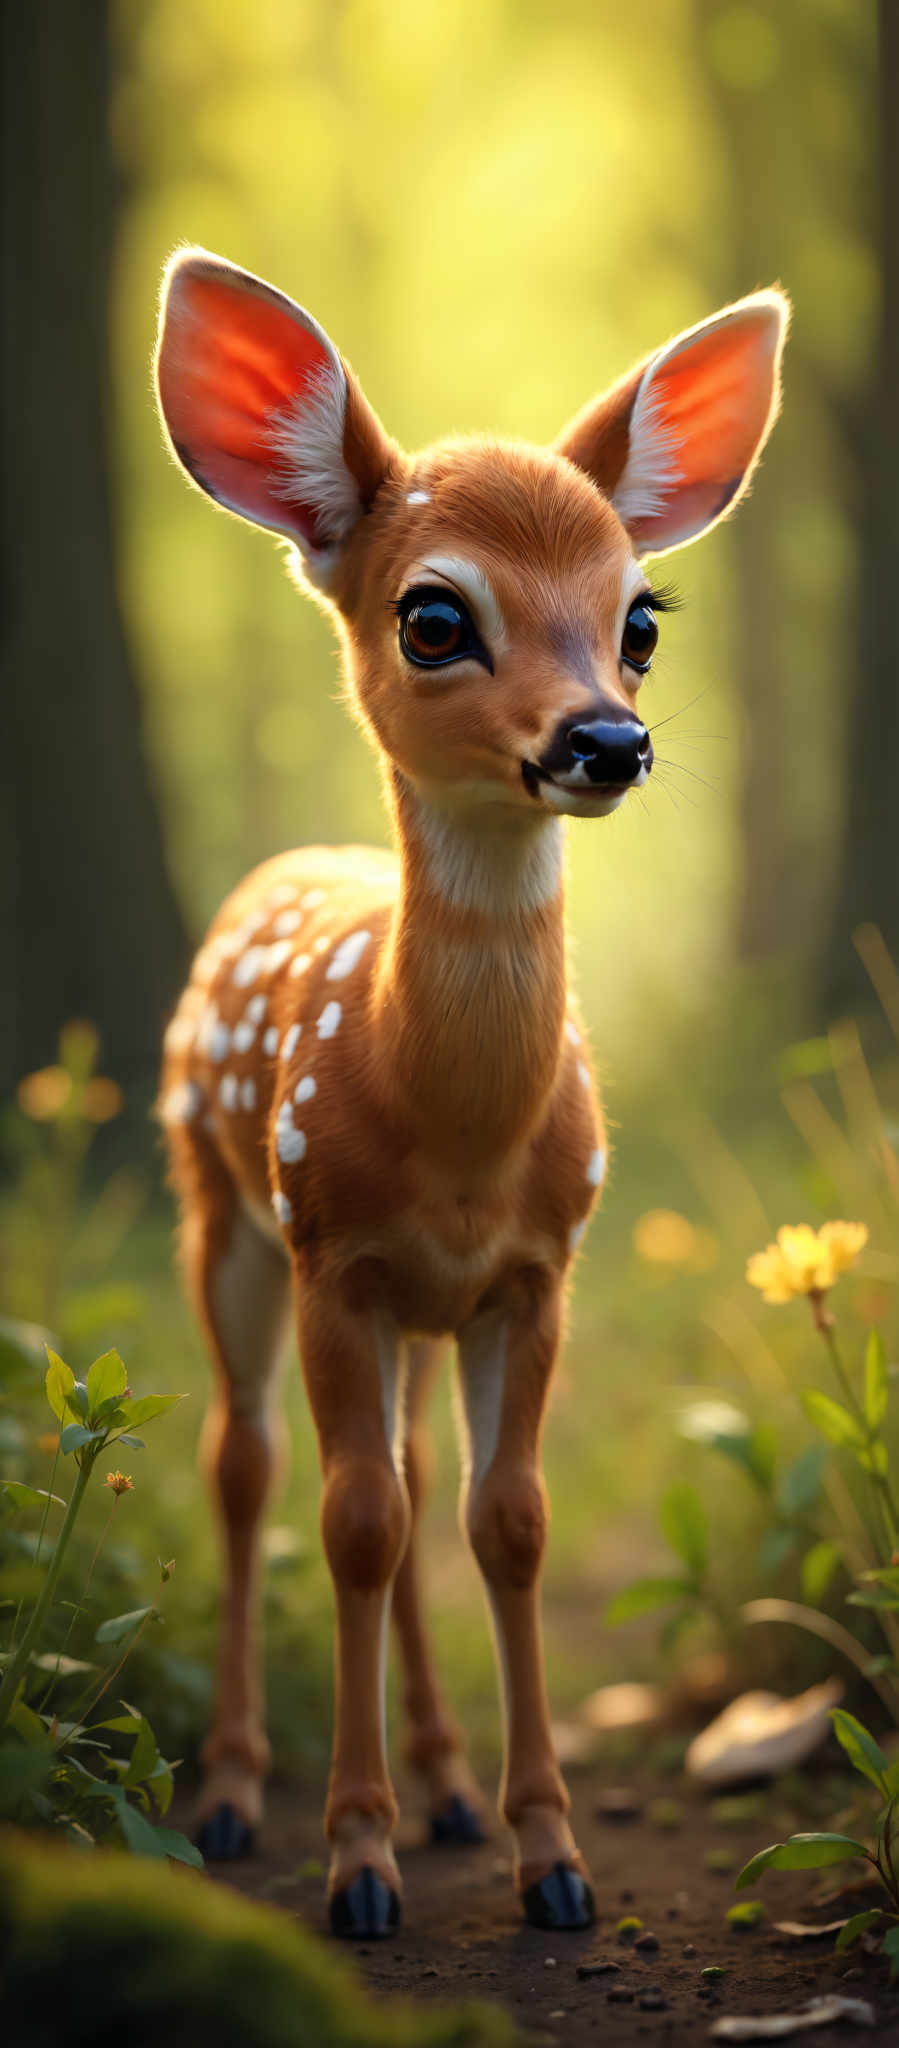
[0,1833,521,2048]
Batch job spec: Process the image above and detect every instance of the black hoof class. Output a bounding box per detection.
[430,1793,486,1846]
[329,1865,401,1940]
[522,1862,595,1931]
[195,1802,255,1862]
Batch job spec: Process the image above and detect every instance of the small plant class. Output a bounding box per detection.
[0,1345,198,1864]
[736,1708,899,1970]
[735,1223,899,1969]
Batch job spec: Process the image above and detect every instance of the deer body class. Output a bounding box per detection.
[155,250,788,1934]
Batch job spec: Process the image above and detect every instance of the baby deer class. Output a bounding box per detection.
[155,250,788,1937]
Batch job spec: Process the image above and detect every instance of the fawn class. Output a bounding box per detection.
[155,249,788,1937]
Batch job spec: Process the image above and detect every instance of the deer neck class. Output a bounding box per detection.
[373,772,567,1161]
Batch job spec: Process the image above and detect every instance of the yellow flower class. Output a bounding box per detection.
[747,1222,868,1303]
[104,1470,133,1496]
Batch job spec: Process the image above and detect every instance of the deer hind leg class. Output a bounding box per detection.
[456,1277,595,1931]
[392,1338,487,1844]
[178,1143,291,1861]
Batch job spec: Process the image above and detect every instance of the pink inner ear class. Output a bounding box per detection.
[158,268,338,544]
[630,315,780,550]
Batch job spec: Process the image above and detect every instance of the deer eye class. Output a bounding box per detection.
[396,587,488,670]
[621,599,658,674]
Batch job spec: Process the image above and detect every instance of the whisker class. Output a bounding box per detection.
[653,756,721,796]
[647,684,714,734]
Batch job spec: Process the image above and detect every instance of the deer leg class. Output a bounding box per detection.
[297,1285,409,1937]
[457,1278,595,1931]
[183,1176,291,1861]
[392,1339,487,1844]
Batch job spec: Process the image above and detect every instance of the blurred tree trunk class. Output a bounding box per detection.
[0,5,188,1098]
[824,0,899,1002]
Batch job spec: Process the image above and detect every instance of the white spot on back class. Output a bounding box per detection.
[247,994,268,1024]
[272,1189,292,1225]
[569,1218,588,1253]
[289,953,312,979]
[276,1121,307,1164]
[220,1073,239,1111]
[268,883,299,906]
[164,1013,195,1055]
[326,929,372,982]
[265,939,293,974]
[240,1077,257,1111]
[281,1022,302,1062]
[161,1080,204,1125]
[587,1147,606,1186]
[294,1075,316,1105]
[577,1060,590,1089]
[233,946,266,988]
[232,1020,256,1054]
[407,489,431,505]
[263,1026,280,1057]
[565,1019,580,1046]
[273,909,302,937]
[301,889,326,910]
[317,1000,341,1039]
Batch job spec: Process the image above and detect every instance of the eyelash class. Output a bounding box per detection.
[635,581,682,614]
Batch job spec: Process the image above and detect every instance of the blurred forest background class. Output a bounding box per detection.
[2,0,898,1778]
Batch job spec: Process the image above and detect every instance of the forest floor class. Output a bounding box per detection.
[188,1762,899,2045]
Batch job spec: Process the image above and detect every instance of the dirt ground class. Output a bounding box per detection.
[189,1765,899,2044]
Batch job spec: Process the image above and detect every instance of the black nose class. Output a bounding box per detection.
[566,718,653,785]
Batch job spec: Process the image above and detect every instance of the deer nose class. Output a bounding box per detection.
[565,718,653,785]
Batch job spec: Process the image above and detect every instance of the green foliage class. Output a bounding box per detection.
[737,1833,868,1887]
[0,1834,519,2047]
[0,1347,193,1863]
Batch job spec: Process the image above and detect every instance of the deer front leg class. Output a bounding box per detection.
[297,1284,410,1938]
[392,1339,487,1844]
[457,1276,595,1931]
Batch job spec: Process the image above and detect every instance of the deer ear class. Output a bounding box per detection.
[155,248,395,579]
[556,290,789,556]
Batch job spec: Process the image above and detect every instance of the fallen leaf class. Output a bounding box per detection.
[773,1919,850,1940]
[710,1994,875,2039]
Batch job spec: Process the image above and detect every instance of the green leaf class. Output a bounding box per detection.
[95,1606,157,1645]
[858,1441,888,1477]
[660,1481,707,1577]
[110,1790,169,1857]
[801,1539,842,1606]
[70,1381,90,1419]
[726,1899,766,1928]
[9,1698,50,1748]
[847,1587,899,1611]
[86,1350,127,1416]
[45,1349,75,1423]
[111,1434,145,1450]
[604,1575,693,1624]
[776,1444,829,1516]
[120,1394,182,1427]
[736,1834,868,1888]
[151,1826,203,1868]
[800,1390,866,1450]
[884,1925,899,1978]
[830,1709,889,1793]
[59,1423,103,1455]
[835,1909,885,1951]
[864,1331,889,1432]
[124,1714,159,1789]
[2,1483,65,1512]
